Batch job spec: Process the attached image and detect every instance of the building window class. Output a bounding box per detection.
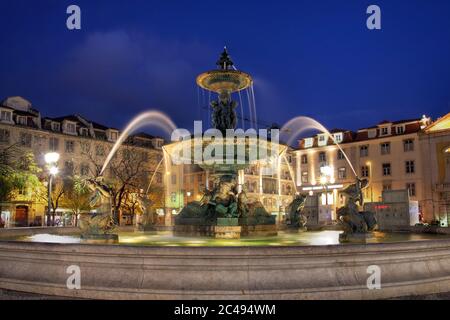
[17,116,27,126]
[333,133,343,143]
[405,160,415,174]
[301,171,309,184]
[396,126,405,134]
[0,110,12,122]
[360,145,369,157]
[80,128,89,137]
[20,132,32,147]
[382,163,391,176]
[64,161,74,176]
[66,123,76,134]
[49,137,59,152]
[171,192,177,203]
[318,134,327,146]
[380,142,391,155]
[406,183,416,197]
[65,140,75,153]
[80,164,90,176]
[304,138,313,148]
[404,139,414,152]
[96,145,105,156]
[381,127,390,136]
[337,150,345,160]
[319,152,326,163]
[51,122,60,132]
[110,131,118,141]
[0,129,10,143]
[383,182,392,191]
[361,166,369,178]
[301,155,308,164]
[338,167,347,180]
[171,174,177,185]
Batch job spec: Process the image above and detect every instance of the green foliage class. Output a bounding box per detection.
[0,145,42,202]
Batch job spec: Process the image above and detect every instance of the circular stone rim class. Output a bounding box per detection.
[196,70,253,93]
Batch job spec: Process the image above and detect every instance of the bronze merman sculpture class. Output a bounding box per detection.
[286,194,308,231]
[338,178,378,242]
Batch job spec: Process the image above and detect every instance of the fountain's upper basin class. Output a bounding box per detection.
[196,70,253,93]
[164,136,287,171]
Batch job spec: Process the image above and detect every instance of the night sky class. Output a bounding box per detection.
[1,0,449,138]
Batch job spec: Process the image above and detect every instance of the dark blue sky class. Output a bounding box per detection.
[1,0,449,137]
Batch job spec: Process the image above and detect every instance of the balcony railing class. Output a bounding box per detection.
[436,183,450,191]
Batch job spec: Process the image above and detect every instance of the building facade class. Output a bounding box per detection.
[0,97,165,227]
[293,115,448,225]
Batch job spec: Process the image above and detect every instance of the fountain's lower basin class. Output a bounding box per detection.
[1,228,450,300]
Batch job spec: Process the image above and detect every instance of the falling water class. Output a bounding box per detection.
[237,91,245,130]
[281,116,358,178]
[100,111,177,175]
[246,88,255,129]
[145,157,165,195]
[249,84,258,130]
[282,154,297,191]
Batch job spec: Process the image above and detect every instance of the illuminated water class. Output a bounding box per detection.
[8,231,450,247]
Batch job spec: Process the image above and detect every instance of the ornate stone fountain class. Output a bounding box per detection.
[173,48,278,239]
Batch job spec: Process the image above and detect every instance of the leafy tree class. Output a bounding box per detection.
[0,145,42,202]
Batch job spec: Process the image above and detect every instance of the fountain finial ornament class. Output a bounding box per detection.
[216,47,234,70]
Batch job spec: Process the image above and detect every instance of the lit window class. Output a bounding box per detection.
[333,133,343,143]
[301,171,309,184]
[338,167,347,180]
[304,138,313,148]
[110,131,118,141]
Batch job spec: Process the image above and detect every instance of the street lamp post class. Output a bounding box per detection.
[45,152,60,227]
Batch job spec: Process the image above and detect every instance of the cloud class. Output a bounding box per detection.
[57,30,214,130]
